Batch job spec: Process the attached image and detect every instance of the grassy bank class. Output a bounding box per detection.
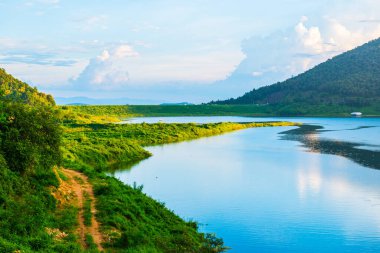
[0,103,82,253]
[63,104,380,118]
[62,120,299,252]
[0,99,299,252]
[0,68,300,252]
[62,121,299,172]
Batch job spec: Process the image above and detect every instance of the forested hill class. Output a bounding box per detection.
[0,70,229,252]
[212,38,380,112]
[0,68,55,106]
[0,69,64,251]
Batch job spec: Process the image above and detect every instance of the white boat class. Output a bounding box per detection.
[350,112,362,117]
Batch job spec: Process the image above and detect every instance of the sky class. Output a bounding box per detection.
[1,0,380,103]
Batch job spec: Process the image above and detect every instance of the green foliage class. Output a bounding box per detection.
[202,233,229,253]
[0,70,80,252]
[212,38,380,115]
[0,68,300,252]
[61,111,296,252]
[0,68,55,106]
[62,120,298,252]
[85,234,98,252]
[0,103,78,251]
[126,104,274,117]
[64,104,269,117]
[83,192,92,227]
[62,121,297,172]
[62,103,380,118]
[68,105,132,117]
[53,204,79,232]
[0,103,61,174]
[59,105,128,124]
[92,175,221,252]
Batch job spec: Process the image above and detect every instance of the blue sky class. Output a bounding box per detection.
[1,0,380,103]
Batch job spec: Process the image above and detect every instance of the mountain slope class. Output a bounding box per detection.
[0,70,73,251]
[0,69,229,252]
[212,38,380,113]
[0,68,55,106]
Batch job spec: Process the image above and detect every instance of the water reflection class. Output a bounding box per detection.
[280,125,380,170]
[297,154,322,199]
[112,117,380,252]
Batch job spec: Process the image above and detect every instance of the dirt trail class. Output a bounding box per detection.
[61,168,104,251]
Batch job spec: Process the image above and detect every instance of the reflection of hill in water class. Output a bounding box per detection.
[280,125,380,170]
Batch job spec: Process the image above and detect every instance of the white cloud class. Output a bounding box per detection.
[72,44,139,90]
[294,16,380,58]
[113,45,139,58]
[71,43,242,91]
[9,0,380,103]
[324,18,380,52]
[0,37,78,66]
[1,61,86,88]
[295,16,324,54]
[221,14,380,93]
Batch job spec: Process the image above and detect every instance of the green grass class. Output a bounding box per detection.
[0,100,299,252]
[62,121,299,172]
[64,105,132,117]
[0,102,81,253]
[128,104,272,116]
[61,120,299,252]
[0,99,300,252]
[91,173,225,252]
[57,169,69,181]
[83,192,92,227]
[62,104,380,118]
[84,234,98,252]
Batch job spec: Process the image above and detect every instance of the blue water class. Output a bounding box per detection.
[113,117,380,252]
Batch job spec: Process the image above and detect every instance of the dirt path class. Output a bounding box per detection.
[61,168,104,251]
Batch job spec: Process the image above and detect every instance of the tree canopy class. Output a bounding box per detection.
[0,68,55,106]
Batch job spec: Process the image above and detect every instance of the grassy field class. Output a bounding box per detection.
[63,104,380,118]
[62,121,299,172]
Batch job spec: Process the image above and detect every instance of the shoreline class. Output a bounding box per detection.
[62,120,300,252]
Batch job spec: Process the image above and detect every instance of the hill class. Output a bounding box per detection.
[0,68,55,106]
[212,38,380,115]
[0,69,230,252]
[0,70,66,251]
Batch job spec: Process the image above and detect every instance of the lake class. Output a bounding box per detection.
[112,117,380,252]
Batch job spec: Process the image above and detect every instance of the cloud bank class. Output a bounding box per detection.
[0,50,76,66]
[216,15,380,99]
[71,44,139,90]
[66,14,380,102]
[8,0,378,103]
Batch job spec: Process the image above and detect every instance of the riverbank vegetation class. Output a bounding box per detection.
[0,98,81,251]
[61,120,299,172]
[61,115,298,252]
[64,104,380,118]
[0,69,234,252]
[0,68,300,252]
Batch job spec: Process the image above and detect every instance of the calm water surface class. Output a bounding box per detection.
[113,117,380,252]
